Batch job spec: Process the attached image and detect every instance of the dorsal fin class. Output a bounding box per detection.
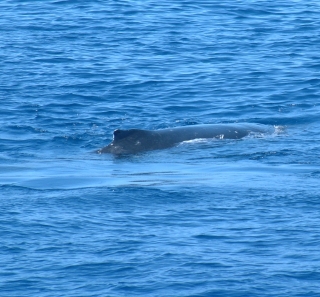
[113,129,144,141]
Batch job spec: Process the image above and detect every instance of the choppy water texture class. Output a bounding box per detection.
[1,1,320,296]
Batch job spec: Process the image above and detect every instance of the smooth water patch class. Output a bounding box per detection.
[1,158,318,191]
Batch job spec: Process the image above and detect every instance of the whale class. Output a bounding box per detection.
[98,123,274,155]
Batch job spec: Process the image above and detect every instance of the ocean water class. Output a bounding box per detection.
[1,0,320,296]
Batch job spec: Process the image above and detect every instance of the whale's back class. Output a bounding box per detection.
[98,123,275,155]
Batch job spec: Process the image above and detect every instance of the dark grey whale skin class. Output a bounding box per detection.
[98,123,274,155]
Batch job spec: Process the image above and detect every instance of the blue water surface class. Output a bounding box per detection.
[1,0,320,296]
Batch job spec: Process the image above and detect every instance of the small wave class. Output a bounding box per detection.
[245,125,286,139]
[274,125,286,134]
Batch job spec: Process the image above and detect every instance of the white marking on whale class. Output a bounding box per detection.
[98,123,274,155]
